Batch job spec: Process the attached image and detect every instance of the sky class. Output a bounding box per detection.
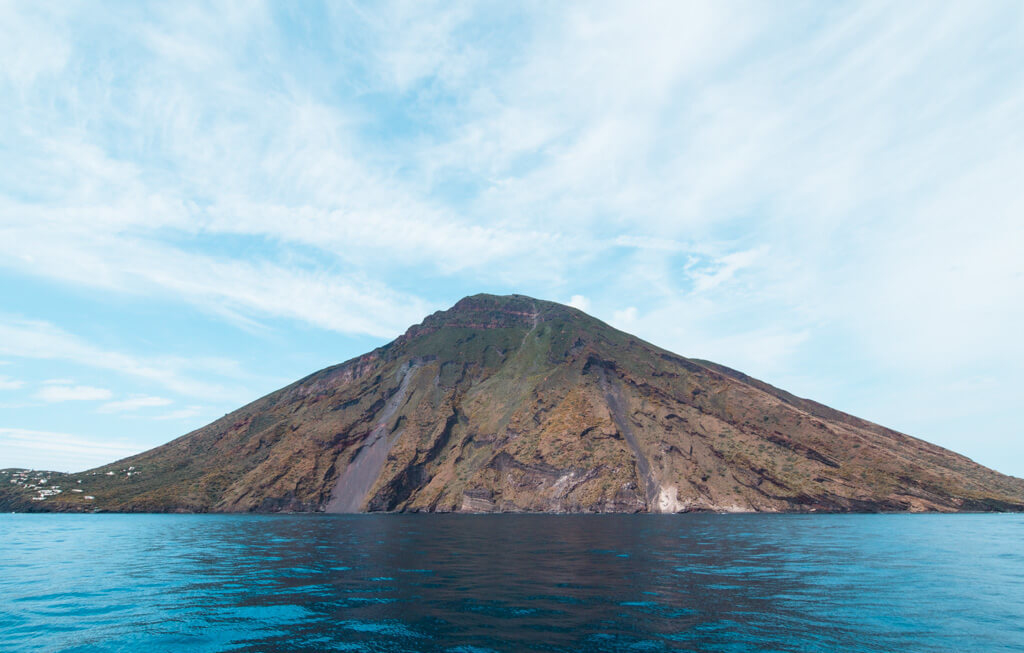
[1,1,1022,476]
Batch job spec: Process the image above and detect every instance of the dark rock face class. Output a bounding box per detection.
[4,293,1024,514]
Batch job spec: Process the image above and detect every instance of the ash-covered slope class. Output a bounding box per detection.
[5,294,1024,513]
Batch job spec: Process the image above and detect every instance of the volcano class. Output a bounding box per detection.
[5,293,1023,513]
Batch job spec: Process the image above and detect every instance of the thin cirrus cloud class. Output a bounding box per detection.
[34,384,112,403]
[97,396,173,414]
[0,218,439,339]
[0,375,24,390]
[0,316,251,403]
[0,428,143,472]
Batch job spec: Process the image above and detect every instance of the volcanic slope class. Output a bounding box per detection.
[4,294,1024,513]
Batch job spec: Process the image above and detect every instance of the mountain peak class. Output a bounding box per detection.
[447,292,543,319]
[402,293,588,341]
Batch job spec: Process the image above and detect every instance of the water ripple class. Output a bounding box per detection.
[1,513,1023,652]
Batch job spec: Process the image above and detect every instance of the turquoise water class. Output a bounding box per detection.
[1,514,1022,652]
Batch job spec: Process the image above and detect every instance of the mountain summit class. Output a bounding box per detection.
[5,293,1024,513]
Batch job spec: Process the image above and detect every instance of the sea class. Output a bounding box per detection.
[1,513,1022,652]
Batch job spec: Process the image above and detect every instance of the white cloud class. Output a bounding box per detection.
[612,307,638,329]
[0,3,71,87]
[688,329,811,377]
[97,396,173,414]
[0,428,143,472]
[0,5,450,338]
[689,248,766,294]
[567,295,590,312]
[0,375,23,390]
[0,317,249,402]
[0,215,439,338]
[34,384,112,402]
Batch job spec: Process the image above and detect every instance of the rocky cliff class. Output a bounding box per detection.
[4,293,1024,513]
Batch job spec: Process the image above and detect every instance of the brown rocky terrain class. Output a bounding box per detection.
[4,293,1024,513]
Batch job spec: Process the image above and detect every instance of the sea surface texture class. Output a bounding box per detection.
[1,514,1022,652]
